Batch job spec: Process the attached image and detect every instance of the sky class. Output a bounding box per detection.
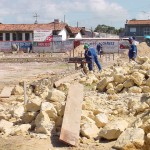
[0,0,150,29]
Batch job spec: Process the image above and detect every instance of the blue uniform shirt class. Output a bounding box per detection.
[128,44,137,59]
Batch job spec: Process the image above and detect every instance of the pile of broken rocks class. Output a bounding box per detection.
[0,55,150,150]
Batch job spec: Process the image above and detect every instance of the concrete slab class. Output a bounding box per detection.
[59,83,84,146]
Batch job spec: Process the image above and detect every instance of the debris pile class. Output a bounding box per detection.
[0,55,150,149]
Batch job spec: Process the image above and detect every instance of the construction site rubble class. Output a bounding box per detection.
[0,49,150,149]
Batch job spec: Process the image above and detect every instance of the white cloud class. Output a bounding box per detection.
[0,0,128,28]
[137,11,150,20]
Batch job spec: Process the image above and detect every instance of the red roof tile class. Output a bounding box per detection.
[67,26,82,34]
[127,20,150,25]
[0,23,67,31]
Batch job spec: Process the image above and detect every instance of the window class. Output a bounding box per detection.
[6,33,10,41]
[130,27,136,32]
[25,33,30,41]
[144,27,150,35]
[18,33,22,41]
[13,33,17,41]
[0,33,3,41]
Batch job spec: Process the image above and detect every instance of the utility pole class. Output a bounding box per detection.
[77,21,78,27]
[64,15,66,23]
[91,27,93,38]
[33,13,39,24]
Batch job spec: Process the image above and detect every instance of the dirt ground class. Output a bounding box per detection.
[0,53,123,150]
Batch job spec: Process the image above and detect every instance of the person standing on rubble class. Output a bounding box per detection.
[128,37,137,62]
[84,44,102,72]
[96,43,103,56]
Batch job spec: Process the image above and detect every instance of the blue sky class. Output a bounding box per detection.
[0,0,150,29]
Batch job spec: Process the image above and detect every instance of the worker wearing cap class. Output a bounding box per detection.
[84,44,93,71]
[84,44,102,71]
[128,37,137,61]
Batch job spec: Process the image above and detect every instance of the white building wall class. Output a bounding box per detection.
[58,28,67,41]
[75,32,82,39]
[22,33,25,41]
[3,33,6,41]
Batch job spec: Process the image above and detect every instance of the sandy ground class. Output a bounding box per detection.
[0,53,121,150]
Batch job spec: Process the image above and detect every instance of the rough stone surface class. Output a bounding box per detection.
[99,119,128,140]
[114,128,145,149]
[46,89,66,102]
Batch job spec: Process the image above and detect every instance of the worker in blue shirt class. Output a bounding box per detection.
[84,44,102,71]
[84,44,93,71]
[128,37,137,61]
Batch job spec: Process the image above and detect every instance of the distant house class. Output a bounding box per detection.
[0,19,85,42]
[124,19,150,42]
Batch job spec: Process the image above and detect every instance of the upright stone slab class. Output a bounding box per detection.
[59,83,83,146]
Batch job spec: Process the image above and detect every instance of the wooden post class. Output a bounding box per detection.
[24,81,27,105]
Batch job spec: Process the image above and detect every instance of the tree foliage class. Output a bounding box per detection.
[94,24,124,35]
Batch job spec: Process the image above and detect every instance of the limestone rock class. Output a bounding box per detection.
[137,56,149,64]
[35,111,55,135]
[114,128,145,149]
[80,123,99,139]
[0,111,11,120]
[128,86,142,93]
[142,86,150,93]
[25,97,42,112]
[12,85,24,95]
[96,77,108,92]
[146,78,150,87]
[106,83,114,90]
[0,119,13,136]
[115,84,123,92]
[12,124,31,136]
[57,82,70,92]
[79,77,87,83]
[41,102,57,119]
[22,112,38,123]
[123,79,135,88]
[107,88,116,94]
[141,62,150,70]
[12,105,24,118]
[94,113,108,128]
[130,72,145,86]
[99,119,128,140]
[47,89,66,102]
[16,95,24,102]
[114,74,126,84]
[52,102,65,117]
[81,115,95,126]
